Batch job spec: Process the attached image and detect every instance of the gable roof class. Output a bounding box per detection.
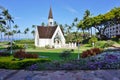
[37,26,57,38]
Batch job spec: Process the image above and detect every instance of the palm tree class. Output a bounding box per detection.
[2,9,14,54]
[41,22,45,26]
[24,30,27,38]
[54,21,58,26]
[24,28,29,39]
[12,30,16,39]
[32,25,35,28]
[4,31,13,40]
[0,6,6,25]
[0,24,3,39]
[1,28,6,40]
[17,30,21,39]
[83,10,91,37]
[74,17,79,23]
[59,24,65,34]
[13,24,19,37]
[31,30,35,39]
[2,9,14,28]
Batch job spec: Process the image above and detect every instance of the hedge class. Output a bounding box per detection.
[0,59,51,69]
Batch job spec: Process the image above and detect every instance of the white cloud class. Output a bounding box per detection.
[14,16,22,20]
[65,6,78,14]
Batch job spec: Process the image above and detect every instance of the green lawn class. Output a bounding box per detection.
[0,40,92,61]
[26,45,92,61]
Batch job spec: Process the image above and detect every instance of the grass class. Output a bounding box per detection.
[26,45,92,61]
[3,39,119,61]
[0,40,93,61]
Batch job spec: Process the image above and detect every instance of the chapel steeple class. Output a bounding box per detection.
[48,7,54,26]
[48,7,53,19]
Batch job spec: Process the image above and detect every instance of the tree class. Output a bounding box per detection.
[89,36,98,47]
[0,24,3,39]
[2,9,14,54]
[54,21,58,26]
[32,25,35,28]
[32,25,36,39]
[83,10,92,37]
[1,27,6,40]
[59,24,65,34]
[31,30,35,39]
[74,17,79,23]
[13,24,19,36]
[17,30,21,39]
[24,28,29,39]
[41,22,45,26]
[77,20,86,40]
[0,6,6,25]
[78,7,120,39]
[12,30,16,39]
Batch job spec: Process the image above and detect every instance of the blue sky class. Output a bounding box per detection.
[0,0,120,38]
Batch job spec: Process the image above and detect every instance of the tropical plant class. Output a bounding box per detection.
[89,36,98,46]
[17,30,21,39]
[41,22,45,26]
[31,25,36,39]
[77,7,120,39]
[24,27,29,39]
[31,30,35,38]
[0,6,6,25]
[13,24,19,38]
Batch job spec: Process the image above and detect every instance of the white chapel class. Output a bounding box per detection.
[35,7,66,48]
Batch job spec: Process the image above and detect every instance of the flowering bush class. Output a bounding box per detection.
[13,50,26,58]
[81,48,102,58]
[26,50,120,70]
[28,64,38,71]
[85,51,120,70]
[14,50,39,58]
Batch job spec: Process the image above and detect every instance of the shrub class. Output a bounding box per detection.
[95,41,106,48]
[7,44,24,50]
[91,48,102,55]
[81,48,102,58]
[0,59,51,69]
[14,39,34,44]
[13,50,26,58]
[103,40,114,48]
[0,52,10,56]
[59,50,73,60]
[14,50,39,59]
[25,53,38,58]
[45,45,51,49]
[7,41,15,45]
[89,36,98,46]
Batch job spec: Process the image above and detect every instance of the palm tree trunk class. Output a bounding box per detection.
[19,33,20,40]
[0,32,2,39]
[95,28,96,34]
[91,27,92,37]
[83,30,85,39]
[88,28,90,37]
